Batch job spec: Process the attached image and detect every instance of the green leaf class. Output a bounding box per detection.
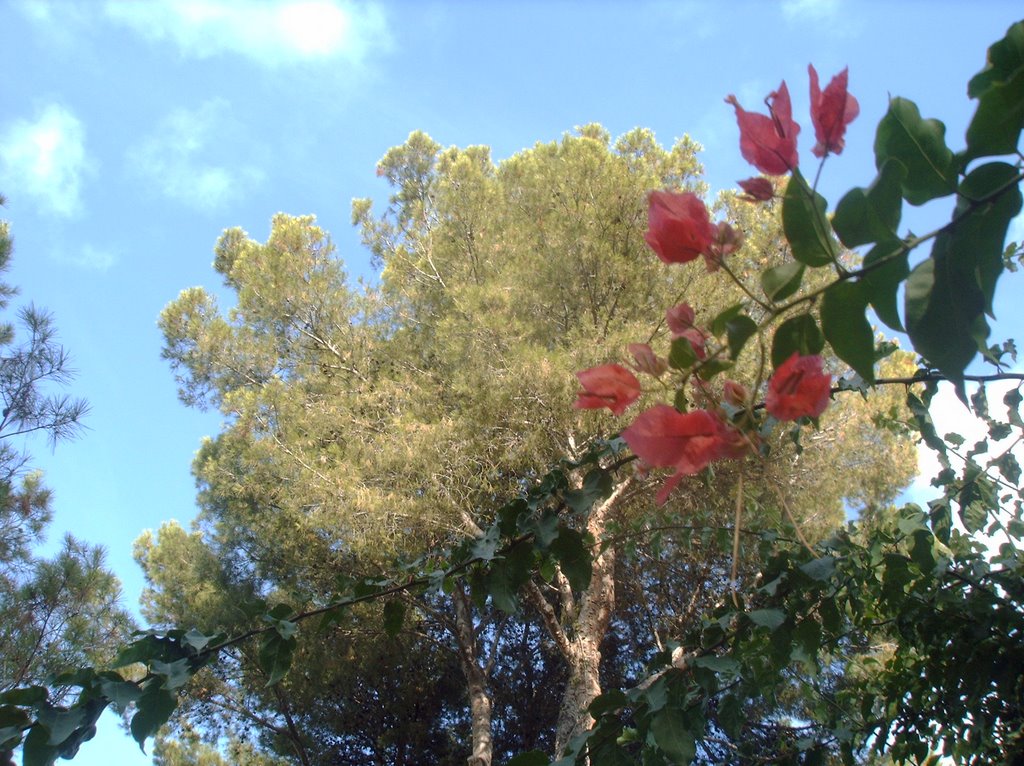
[22,724,60,766]
[181,628,217,654]
[650,709,697,764]
[693,655,740,675]
[97,678,142,711]
[964,66,1024,163]
[832,158,907,247]
[485,542,534,614]
[749,609,787,630]
[821,281,875,382]
[130,685,178,751]
[0,686,48,706]
[710,303,744,336]
[523,511,560,547]
[792,617,822,665]
[909,529,936,573]
[0,724,24,751]
[113,635,176,668]
[668,336,698,370]
[906,163,1023,381]
[861,241,908,331]
[265,602,296,621]
[150,658,193,690]
[1004,388,1023,427]
[695,359,734,380]
[958,463,997,533]
[800,555,836,582]
[783,170,839,266]
[470,524,501,561]
[726,315,758,359]
[928,498,952,544]
[881,554,913,604]
[771,314,824,368]
[564,468,612,514]
[382,599,405,638]
[717,693,743,738]
[905,258,979,384]
[551,526,592,593]
[588,689,627,718]
[818,597,842,635]
[874,97,956,205]
[761,261,805,302]
[968,21,1024,98]
[963,21,1024,162]
[259,631,297,687]
[958,162,1023,316]
[35,703,85,746]
[0,706,30,730]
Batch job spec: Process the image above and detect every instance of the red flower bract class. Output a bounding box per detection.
[622,405,748,504]
[628,343,668,378]
[737,177,774,202]
[644,191,716,265]
[765,353,832,421]
[809,65,859,158]
[726,82,800,175]
[704,221,745,272]
[665,303,696,336]
[573,364,641,416]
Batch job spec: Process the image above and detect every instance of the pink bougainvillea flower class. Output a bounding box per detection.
[703,221,745,272]
[737,177,775,202]
[573,364,641,416]
[623,405,726,503]
[808,65,859,158]
[679,328,708,360]
[765,353,832,421]
[725,82,800,175]
[722,379,750,407]
[644,191,716,265]
[666,302,697,337]
[628,343,668,378]
[665,303,707,359]
[623,405,752,504]
[716,423,753,461]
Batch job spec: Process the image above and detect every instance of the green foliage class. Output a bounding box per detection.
[821,281,874,382]
[782,170,838,266]
[874,98,957,205]
[0,199,133,764]
[771,313,824,367]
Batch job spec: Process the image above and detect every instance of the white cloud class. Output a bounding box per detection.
[781,0,841,22]
[0,104,92,218]
[71,244,116,272]
[103,0,388,67]
[127,99,264,212]
[13,0,96,47]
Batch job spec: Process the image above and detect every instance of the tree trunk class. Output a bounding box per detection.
[452,583,494,766]
[529,478,632,758]
[553,535,616,754]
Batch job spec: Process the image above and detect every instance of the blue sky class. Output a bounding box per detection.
[2,1,1022,763]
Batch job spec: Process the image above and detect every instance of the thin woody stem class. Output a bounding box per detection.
[731,471,744,608]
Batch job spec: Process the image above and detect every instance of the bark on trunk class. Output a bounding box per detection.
[553,535,616,753]
[528,478,632,758]
[453,583,494,766]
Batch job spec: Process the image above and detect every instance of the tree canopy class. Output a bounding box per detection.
[143,125,914,764]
